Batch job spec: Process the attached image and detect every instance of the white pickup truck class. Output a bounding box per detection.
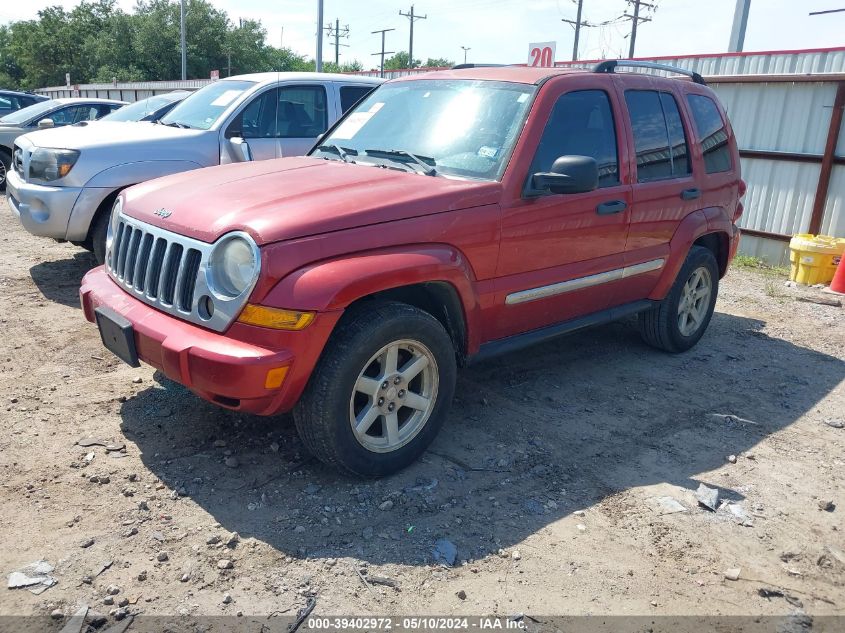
[7,72,381,262]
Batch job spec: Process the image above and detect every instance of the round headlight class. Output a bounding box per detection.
[106,197,123,255]
[208,234,258,298]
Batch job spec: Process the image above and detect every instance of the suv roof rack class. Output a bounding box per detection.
[451,63,507,70]
[593,60,706,85]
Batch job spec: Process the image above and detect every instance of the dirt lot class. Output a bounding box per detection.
[1,196,843,627]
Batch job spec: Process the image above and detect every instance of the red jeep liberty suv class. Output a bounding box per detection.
[81,61,743,476]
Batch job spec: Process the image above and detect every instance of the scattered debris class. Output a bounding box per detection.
[224,456,239,468]
[432,538,457,567]
[824,419,844,429]
[650,496,688,515]
[58,604,88,633]
[288,596,317,633]
[818,500,836,512]
[456,589,467,600]
[796,295,842,308]
[709,413,759,426]
[726,502,754,527]
[512,550,522,560]
[695,483,719,511]
[217,559,234,570]
[724,568,741,581]
[378,500,394,511]
[573,510,586,517]
[368,575,399,588]
[7,560,57,593]
[727,454,737,464]
[157,551,169,562]
[758,587,804,608]
[223,592,233,604]
[80,538,95,549]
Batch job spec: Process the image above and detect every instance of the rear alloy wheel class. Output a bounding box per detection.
[294,301,456,477]
[639,245,719,353]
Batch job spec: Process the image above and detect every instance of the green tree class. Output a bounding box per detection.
[384,51,420,70]
[322,60,364,73]
[423,57,454,68]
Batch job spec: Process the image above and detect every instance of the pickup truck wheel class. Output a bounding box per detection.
[638,245,718,353]
[0,150,9,191]
[293,301,456,477]
[91,210,110,265]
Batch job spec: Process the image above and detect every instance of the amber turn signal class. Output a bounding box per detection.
[264,366,290,389]
[237,304,315,330]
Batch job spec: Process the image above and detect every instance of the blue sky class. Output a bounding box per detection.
[5,0,844,71]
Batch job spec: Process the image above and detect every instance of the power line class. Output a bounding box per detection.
[809,7,845,14]
[324,19,350,65]
[399,5,427,68]
[371,28,395,78]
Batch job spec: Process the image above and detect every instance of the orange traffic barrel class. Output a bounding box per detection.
[831,252,845,294]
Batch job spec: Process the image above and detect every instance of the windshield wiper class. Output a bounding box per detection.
[315,143,357,163]
[364,149,437,176]
[162,121,192,129]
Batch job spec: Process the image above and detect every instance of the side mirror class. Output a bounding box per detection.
[37,118,55,129]
[230,137,252,162]
[531,155,598,195]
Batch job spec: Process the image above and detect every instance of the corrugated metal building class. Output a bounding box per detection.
[34,47,845,263]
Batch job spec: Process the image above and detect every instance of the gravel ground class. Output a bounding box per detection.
[0,196,843,628]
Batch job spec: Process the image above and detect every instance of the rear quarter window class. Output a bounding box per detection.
[340,85,375,113]
[687,94,732,174]
[624,90,691,182]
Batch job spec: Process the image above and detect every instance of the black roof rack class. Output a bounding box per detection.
[451,63,507,70]
[593,60,706,85]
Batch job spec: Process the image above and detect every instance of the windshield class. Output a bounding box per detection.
[102,93,182,122]
[312,79,535,181]
[159,80,255,130]
[0,99,58,125]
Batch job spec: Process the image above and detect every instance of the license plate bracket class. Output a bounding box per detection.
[95,306,140,367]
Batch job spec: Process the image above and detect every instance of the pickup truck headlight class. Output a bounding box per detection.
[207,233,259,299]
[29,148,80,183]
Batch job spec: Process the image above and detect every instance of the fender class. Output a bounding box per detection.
[260,244,483,352]
[84,160,204,189]
[648,209,713,300]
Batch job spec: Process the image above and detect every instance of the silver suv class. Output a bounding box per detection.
[7,73,381,262]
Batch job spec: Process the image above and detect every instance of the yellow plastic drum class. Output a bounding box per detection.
[789,234,845,285]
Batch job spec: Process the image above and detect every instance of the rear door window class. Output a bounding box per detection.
[529,89,619,188]
[340,85,375,113]
[277,85,328,138]
[624,90,691,182]
[687,94,732,173]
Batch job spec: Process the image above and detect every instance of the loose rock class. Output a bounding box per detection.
[378,500,394,511]
[217,559,234,570]
[724,568,741,581]
[456,590,467,600]
[157,551,169,562]
[224,456,239,468]
[695,483,719,511]
[432,538,457,566]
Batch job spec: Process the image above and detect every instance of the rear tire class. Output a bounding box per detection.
[639,245,719,353]
[293,301,457,477]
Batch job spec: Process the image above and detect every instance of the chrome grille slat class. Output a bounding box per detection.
[105,213,259,333]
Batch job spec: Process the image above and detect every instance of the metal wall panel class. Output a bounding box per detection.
[737,234,789,265]
[820,165,845,237]
[709,82,835,155]
[737,158,820,235]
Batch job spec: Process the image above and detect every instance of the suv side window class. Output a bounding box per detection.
[340,85,374,113]
[625,90,691,182]
[529,89,619,188]
[277,85,328,138]
[687,94,732,173]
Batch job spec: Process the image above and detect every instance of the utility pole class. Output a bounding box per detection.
[461,46,470,64]
[180,0,186,79]
[728,0,750,52]
[226,52,232,77]
[324,19,350,65]
[625,0,655,58]
[561,0,590,61]
[371,28,395,78]
[399,5,427,68]
[316,0,324,72]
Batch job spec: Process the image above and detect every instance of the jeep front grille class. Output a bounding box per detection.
[106,213,256,333]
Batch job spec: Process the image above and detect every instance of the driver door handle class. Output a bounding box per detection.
[596,200,627,215]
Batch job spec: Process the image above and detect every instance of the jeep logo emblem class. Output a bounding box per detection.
[154,208,172,218]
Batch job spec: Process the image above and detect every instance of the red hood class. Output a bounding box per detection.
[122,157,501,245]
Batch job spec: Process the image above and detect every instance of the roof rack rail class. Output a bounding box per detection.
[593,60,706,85]
[451,63,507,70]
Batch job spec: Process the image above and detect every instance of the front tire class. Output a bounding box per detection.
[639,245,719,353]
[294,301,457,477]
[91,210,110,265]
[0,149,10,191]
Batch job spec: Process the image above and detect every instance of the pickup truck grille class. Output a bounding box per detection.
[105,213,252,333]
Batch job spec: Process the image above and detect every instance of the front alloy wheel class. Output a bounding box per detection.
[350,340,439,453]
[294,301,456,477]
[677,267,712,337]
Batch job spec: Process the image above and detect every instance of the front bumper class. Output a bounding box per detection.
[80,267,340,415]
[6,170,83,239]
